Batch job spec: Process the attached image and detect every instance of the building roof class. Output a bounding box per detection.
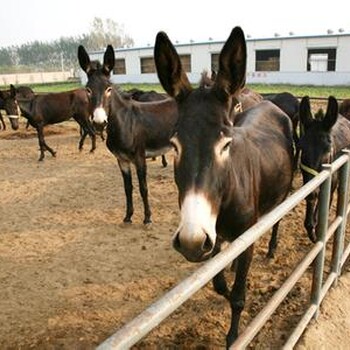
[89,31,350,55]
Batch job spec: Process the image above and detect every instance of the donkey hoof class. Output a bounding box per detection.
[143,218,152,225]
[307,230,317,243]
[123,217,132,224]
[266,251,275,259]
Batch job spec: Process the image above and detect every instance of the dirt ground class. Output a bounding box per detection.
[1,118,350,349]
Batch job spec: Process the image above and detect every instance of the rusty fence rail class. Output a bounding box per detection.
[97,150,350,350]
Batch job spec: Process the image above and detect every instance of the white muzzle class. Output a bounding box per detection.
[93,107,108,124]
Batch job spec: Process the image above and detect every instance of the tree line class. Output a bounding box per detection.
[0,17,134,74]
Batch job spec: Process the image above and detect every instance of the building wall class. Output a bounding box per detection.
[81,33,350,86]
[0,71,74,86]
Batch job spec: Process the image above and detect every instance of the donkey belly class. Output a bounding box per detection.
[145,146,172,159]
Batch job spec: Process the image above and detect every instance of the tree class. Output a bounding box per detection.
[86,17,134,51]
[0,17,134,74]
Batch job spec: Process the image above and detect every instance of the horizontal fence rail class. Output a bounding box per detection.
[97,150,350,350]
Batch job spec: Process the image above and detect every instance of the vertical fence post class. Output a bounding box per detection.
[331,150,350,280]
[310,164,332,318]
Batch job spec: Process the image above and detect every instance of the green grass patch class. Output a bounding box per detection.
[247,84,350,99]
[29,80,82,93]
[3,81,349,99]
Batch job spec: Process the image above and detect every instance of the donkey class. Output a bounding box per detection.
[123,88,168,167]
[17,89,96,161]
[264,92,300,168]
[9,84,36,129]
[298,96,350,242]
[339,99,350,120]
[0,86,21,130]
[154,27,294,346]
[78,45,178,224]
[123,88,167,102]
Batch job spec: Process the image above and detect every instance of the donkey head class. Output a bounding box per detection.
[78,45,115,125]
[299,96,338,182]
[0,85,20,130]
[298,95,338,242]
[154,27,246,262]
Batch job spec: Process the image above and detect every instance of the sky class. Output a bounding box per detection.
[1,0,349,49]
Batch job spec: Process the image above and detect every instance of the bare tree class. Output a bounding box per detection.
[86,17,134,51]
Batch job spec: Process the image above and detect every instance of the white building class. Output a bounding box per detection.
[82,31,350,86]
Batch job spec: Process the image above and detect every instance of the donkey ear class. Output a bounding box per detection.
[103,45,115,75]
[78,45,91,74]
[214,27,247,101]
[299,96,313,129]
[323,96,338,130]
[154,31,192,99]
[10,84,16,97]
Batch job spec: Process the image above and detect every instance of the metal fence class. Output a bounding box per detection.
[97,150,350,350]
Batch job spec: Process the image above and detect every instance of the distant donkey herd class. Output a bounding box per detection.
[2,26,350,347]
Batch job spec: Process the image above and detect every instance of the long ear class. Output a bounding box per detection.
[154,31,192,99]
[299,96,313,129]
[214,26,247,101]
[323,96,338,130]
[10,84,16,97]
[103,45,115,75]
[78,45,91,74]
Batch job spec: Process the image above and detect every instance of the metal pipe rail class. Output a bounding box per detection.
[97,151,350,350]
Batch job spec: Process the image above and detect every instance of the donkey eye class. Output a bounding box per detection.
[171,141,179,155]
[106,86,113,96]
[86,87,92,96]
[221,140,232,154]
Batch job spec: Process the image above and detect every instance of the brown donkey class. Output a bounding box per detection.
[78,45,178,224]
[154,27,294,346]
[18,89,96,161]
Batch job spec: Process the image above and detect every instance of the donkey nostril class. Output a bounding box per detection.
[173,231,181,250]
[202,233,214,253]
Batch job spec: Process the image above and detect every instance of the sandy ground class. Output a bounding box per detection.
[0,118,350,349]
[296,269,350,350]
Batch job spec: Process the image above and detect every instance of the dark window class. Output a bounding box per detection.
[140,57,156,73]
[211,53,219,72]
[179,54,191,72]
[255,50,280,71]
[307,48,336,71]
[113,59,126,75]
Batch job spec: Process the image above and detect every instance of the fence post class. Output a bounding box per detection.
[310,164,332,318]
[331,150,350,280]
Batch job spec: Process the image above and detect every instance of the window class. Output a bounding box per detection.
[179,54,191,72]
[113,59,126,75]
[211,53,219,72]
[307,48,336,71]
[140,57,156,73]
[255,50,280,71]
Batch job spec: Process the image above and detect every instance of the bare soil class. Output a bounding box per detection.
[0,118,349,349]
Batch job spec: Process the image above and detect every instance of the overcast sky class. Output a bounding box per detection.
[1,0,349,48]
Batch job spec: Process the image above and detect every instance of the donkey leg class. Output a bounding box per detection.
[118,159,134,223]
[212,242,230,299]
[83,122,96,152]
[87,124,96,153]
[226,245,254,348]
[43,139,56,158]
[36,125,47,161]
[267,220,280,259]
[0,113,6,130]
[305,196,317,243]
[161,154,168,167]
[135,155,152,224]
[78,128,88,151]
